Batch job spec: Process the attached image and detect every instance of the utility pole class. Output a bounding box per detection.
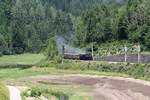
[92,43,94,60]
[137,44,141,64]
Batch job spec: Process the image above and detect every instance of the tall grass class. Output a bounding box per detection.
[0,83,9,100]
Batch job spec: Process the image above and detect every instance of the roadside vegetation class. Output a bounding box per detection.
[0,83,9,100]
[39,60,150,80]
[22,86,69,100]
[22,85,91,100]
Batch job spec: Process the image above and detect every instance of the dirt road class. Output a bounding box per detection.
[7,86,21,100]
[30,75,150,100]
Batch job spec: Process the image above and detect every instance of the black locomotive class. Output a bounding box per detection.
[64,53,93,60]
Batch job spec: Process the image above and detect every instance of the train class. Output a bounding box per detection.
[64,53,93,60]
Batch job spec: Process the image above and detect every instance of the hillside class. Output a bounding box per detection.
[0,0,150,57]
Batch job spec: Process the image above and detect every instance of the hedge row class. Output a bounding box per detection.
[39,60,150,80]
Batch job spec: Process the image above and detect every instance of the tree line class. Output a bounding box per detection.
[0,0,73,55]
[74,0,150,51]
[0,0,150,57]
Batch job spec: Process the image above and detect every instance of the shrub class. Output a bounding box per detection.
[30,88,42,97]
[3,50,12,55]
[54,55,63,64]
[95,41,142,56]
[23,87,69,100]
[0,52,3,57]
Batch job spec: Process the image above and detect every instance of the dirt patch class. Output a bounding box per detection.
[30,75,150,100]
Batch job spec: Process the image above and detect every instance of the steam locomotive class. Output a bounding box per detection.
[64,53,93,60]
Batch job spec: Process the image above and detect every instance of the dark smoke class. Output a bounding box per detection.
[56,35,85,54]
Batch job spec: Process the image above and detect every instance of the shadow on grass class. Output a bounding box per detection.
[0,64,33,69]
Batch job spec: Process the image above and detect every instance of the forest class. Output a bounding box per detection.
[0,0,150,57]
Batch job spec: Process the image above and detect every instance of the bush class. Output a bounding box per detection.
[0,52,3,57]
[127,64,145,78]
[23,87,69,99]
[54,55,63,64]
[13,47,24,54]
[30,88,42,97]
[95,41,141,56]
[3,50,12,55]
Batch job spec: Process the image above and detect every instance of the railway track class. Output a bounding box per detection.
[64,53,150,64]
[96,54,150,64]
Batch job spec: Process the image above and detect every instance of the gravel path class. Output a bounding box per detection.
[7,86,21,100]
[30,75,150,100]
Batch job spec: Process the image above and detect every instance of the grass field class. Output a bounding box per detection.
[0,53,45,66]
[0,67,128,100]
[0,53,128,79]
[0,67,98,100]
[0,53,148,100]
[2,67,126,100]
[0,67,129,80]
[0,54,97,99]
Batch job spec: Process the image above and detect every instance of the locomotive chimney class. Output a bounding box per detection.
[62,45,65,55]
[61,45,65,64]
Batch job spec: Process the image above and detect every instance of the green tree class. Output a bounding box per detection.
[46,32,58,60]
[126,0,146,43]
[74,17,87,47]
[0,34,7,55]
